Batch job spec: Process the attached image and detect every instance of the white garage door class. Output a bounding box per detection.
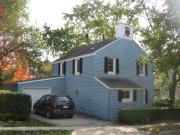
[22,88,51,109]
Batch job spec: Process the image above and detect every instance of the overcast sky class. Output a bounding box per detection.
[29,0,84,28]
[28,0,124,29]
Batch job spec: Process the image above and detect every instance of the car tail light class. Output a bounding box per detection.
[51,100,57,109]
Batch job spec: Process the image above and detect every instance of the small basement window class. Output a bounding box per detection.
[125,27,130,36]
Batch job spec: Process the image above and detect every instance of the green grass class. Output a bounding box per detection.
[139,123,180,134]
[0,130,72,135]
[0,118,54,127]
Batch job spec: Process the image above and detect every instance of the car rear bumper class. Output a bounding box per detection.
[51,109,74,117]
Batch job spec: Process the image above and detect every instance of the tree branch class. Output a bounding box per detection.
[139,0,156,35]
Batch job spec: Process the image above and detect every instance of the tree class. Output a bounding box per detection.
[139,0,180,104]
[21,26,51,79]
[0,0,29,83]
[0,0,28,62]
[44,0,141,55]
[43,24,84,56]
[0,0,51,83]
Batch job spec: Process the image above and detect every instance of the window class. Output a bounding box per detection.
[122,91,130,99]
[139,63,145,76]
[104,57,119,74]
[107,58,114,72]
[125,27,130,36]
[72,58,83,75]
[118,90,137,103]
[122,90,132,102]
[39,95,47,103]
[136,61,148,76]
[76,59,80,74]
[60,62,66,76]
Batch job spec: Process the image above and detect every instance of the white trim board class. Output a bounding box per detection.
[22,87,52,90]
[18,77,65,84]
[53,38,120,64]
[94,77,144,90]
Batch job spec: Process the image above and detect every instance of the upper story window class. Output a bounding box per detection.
[60,62,66,76]
[72,58,83,75]
[136,61,148,76]
[125,27,130,37]
[104,57,119,75]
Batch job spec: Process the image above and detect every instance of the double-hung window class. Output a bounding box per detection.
[104,57,119,75]
[136,61,148,76]
[118,90,137,103]
[60,62,66,76]
[72,58,83,75]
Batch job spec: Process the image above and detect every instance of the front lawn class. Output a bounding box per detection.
[0,118,54,127]
[139,123,180,134]
[0,130,71,135]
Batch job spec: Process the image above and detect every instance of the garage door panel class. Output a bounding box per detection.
[22,88,51,109]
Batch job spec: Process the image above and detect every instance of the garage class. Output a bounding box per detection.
[22,87,51,108]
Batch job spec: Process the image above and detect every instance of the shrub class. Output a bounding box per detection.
[119,108,180,124]
[0,90,31,121]
[154,98,172,107]
[154,98,180,107]
[174,98,180,107]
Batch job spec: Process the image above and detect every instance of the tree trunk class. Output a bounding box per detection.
[169,68,177,105]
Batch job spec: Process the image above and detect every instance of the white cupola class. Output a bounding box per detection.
[115,22,133,39]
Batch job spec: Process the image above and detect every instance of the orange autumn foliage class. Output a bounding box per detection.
[12,64,32,82]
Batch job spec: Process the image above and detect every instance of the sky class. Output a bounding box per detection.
[28,0,166,29]
[29,0,84,29]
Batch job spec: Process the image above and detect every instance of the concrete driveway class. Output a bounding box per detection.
[32,113,149,135]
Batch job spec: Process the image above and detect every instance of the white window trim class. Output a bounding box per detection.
[75,59,80,75]
[60,62,64,77]
[107,58,116,75]
[139,64,146,77]
[122,90,133,103]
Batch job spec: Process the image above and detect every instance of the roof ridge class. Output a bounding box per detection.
[54,38,116,62]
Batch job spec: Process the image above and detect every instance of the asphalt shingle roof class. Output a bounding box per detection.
[54,38,117,62]
[96,76,143,89]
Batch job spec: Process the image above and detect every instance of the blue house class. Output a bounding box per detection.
[18,23,154,121]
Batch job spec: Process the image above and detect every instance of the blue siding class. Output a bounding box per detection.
[95,38,154,121]
[52,63,59,76]
[18,78,65,96]
[65,56,109,120]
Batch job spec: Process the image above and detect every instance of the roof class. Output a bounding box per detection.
[95,76,143,89]
[18,76,64,84]
[54,38,117,62]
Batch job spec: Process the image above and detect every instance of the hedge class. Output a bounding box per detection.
[119,108,180,124]
[0,90,31,121]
